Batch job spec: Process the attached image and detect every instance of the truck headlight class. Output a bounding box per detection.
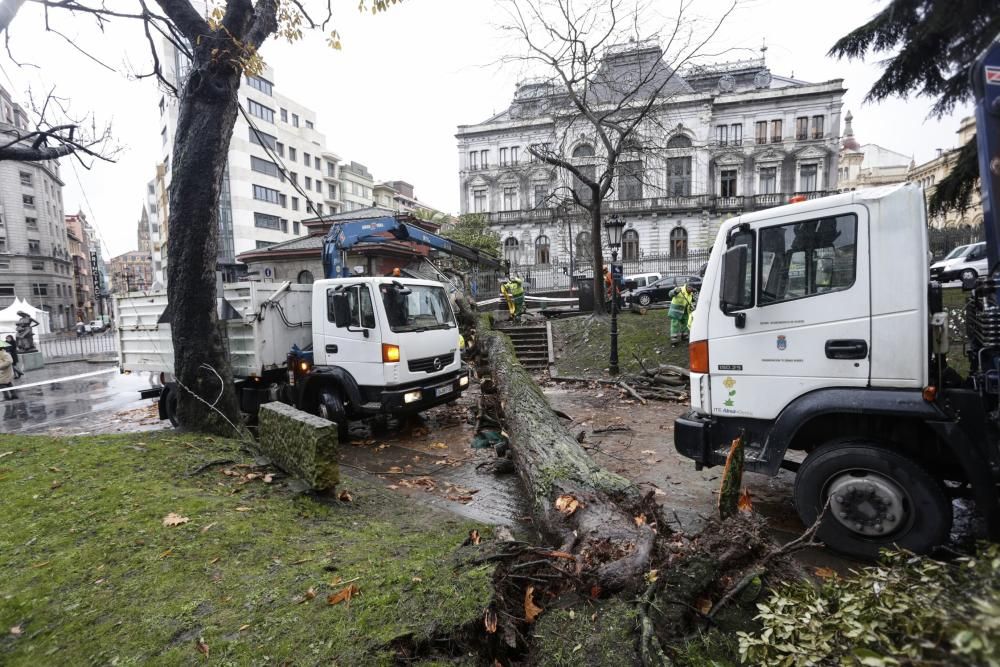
[458,375,469,387]
[403,390,422,404]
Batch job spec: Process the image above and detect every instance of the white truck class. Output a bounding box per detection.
[116,277,470,433]
[674,183,1000,558]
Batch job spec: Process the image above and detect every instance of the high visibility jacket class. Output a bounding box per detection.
[668,285,695,322]
[501,280,524,298]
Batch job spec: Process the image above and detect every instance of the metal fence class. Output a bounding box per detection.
[37,331,118,360]
[495,249,711,294]
[928,226,983,260]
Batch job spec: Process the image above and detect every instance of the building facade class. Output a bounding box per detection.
[0,85,75,330]
[65,213,96,322]
[109,250,154,294]
[456,44,845,279]
[340,161,375,212]
[909,116,979,230]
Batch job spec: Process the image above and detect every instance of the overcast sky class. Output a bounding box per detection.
[0,0,973,258]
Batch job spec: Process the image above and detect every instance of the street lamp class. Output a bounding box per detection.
[604,214,626,375]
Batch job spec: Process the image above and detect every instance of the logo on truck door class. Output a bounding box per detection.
[776,335,787,351]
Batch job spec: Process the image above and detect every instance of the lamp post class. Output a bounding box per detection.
[604,214,626,375]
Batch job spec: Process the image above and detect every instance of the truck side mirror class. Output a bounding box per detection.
[330,292,351,327]
[720,244,751,312]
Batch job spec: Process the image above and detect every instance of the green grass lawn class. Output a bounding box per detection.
[0,433,491,666]
[551,309,689,378]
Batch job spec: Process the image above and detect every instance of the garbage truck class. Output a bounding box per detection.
[116,215,501,432]
[673,37,1000,558]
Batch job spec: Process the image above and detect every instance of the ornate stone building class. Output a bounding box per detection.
[455,43,845,278]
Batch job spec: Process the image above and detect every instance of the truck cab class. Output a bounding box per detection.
[674,184,1000,558]
[290,277,469,427]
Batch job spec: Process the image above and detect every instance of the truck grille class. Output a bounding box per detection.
[408,352,455,373]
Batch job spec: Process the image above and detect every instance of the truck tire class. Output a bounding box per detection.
[163,386,180,428]
[317,389,350,441]
[793,440,951,560]
[961,268,977,282]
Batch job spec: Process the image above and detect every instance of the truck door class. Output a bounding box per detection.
[317,283,383,386]
[708,207,870,421]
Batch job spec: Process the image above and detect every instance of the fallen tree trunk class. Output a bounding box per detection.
[480,326,660,592]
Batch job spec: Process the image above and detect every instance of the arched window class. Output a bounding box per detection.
[572,143,595,158]
[297,269,314,284]
[504,236,520,264]
[575,231,592,263]
[535,235,551,265]
[667,134,692,149]
[622,229,640,261]
[670,227,688,258]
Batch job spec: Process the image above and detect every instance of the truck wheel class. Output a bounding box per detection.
[638,294,652,306]
[163,386,180,428]
[793,440,951,560]
[317,389,350,441]
[961,269,977,282]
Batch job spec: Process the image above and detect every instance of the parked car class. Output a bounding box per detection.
[626,275,702,306]
[623,272,661,290]
[935,241,986,283]
[87,320,108,333]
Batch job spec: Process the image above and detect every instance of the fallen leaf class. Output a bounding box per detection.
[387,466,404,473]
[200,522,217,534]
[468,529,481,545]
[209,557,220,564]
[641,450,656,456]
[634,515,647,527]
[291,557,313,565]
[411,576,422,583]
[9,625,21,636]
[644,569,659,583]
[386,485,399,490]
[234,507,252,512]
[430,442,448,450]
[159,548,173,559]
[524,586,543,623]
[298,587,317,603]
[694,597,712,615]
[813,566,838,580]
[196,637,209,657]
[48,466,62,472]
[0,451,12,459]
[238,624,250,632]
[330,575,343,586]
[589,585,602,599]
[31,561,50,569]
[484,607,498,634]
[737,488,753,512]
[653,488,667,497]
[162,513,189,527]
[555,494,581,516]
[263,474,273,484]
[50,480,62,489]
[327,583,360,606]
[338,490,353,502]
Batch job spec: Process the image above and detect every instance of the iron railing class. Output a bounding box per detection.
[37,331,117,360]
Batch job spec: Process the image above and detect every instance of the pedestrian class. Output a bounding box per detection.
[668,283,696,347]
[4,335,22,379]
[76,319,86,337]
[0,339,19,400]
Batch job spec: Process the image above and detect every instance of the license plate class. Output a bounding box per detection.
[435,385,452,397]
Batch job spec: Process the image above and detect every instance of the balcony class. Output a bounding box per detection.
[483,191,837,224]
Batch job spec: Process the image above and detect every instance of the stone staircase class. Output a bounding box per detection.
[497,325,550,371]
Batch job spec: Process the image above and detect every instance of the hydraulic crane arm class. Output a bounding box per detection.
[321,216,502,279]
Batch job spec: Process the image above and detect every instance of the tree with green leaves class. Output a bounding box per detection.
[441,214,501,259]
[4,0,400,435]
[829,0,999,214]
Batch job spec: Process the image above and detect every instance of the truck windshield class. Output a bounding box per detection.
[379,283,457,333]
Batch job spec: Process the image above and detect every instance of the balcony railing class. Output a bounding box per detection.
[484,191,837,223]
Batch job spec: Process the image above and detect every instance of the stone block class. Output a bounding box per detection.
[257,402,339,492]
[20,351,44,371]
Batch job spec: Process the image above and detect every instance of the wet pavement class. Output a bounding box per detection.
[0,361,166,435]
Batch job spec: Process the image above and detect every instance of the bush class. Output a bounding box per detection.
[737,545,1000,666]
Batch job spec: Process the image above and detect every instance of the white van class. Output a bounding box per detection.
[929,243,972,280]
[936,241,986,283]
[624,273,661,289]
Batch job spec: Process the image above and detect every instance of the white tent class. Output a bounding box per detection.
[0,298,53,336]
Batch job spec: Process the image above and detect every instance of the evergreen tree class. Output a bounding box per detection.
[829,0,999,214]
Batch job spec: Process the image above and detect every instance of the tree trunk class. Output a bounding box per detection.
[481,326,656,591]
[165,64,244,435]
[590,204,607,315]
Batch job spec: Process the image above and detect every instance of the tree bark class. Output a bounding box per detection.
[165,62,244,435]
[481,326,657,591]
[589,204,607,316]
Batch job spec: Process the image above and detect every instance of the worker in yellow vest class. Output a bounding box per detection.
[668,283,696,346]
[500,276,526,323]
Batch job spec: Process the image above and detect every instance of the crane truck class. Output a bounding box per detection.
[116,216,501,434]
[673,36,1000,558]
